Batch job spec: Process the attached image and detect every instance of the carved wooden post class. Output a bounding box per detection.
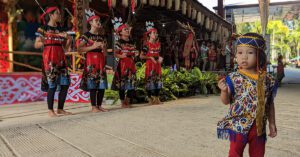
[5,0,18,72]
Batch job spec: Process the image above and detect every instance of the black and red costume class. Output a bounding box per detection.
[36,7,69,110]
[80,32,108,90]
[111,39,137,91]
[142,41,162,91]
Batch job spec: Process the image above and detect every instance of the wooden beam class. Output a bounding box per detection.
[0,50,42,56]
[1,59,42,72]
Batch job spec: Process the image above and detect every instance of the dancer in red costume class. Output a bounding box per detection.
[34,6,72,117]
[78,9,108,113]
[140,21,163,105]
[111,17,138,108]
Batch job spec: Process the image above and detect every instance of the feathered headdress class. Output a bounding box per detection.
[111,17,127,33]
[85,9,100,23]
[145,21,157,34]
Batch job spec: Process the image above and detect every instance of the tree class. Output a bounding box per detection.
[236,20,297,62]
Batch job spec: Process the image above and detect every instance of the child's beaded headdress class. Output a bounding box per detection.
[236,35,266,50]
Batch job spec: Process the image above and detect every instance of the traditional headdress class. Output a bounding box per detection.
[236,35,266,50]
[40,7,59,24]
[85,9,100,23]
[111,17,127,33]
[145,21,157,34]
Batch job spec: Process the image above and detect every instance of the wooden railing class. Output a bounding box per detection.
[0,49,113,73]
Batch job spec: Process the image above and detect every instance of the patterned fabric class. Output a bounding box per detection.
[111,39,137,90]
[142,41,162,90]
[79,32,108,90]
[36,25,70,91]
[217,71,278,141]
[236,35,266,50]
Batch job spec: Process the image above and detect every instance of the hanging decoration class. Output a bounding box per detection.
[213,22,217,31]
[149,0,155,6]
[167,0,172,9]
[187,3,192,18]
[108,0,112,10]
[142,0,147,4]
[160,0,166,7]
[205,17,209,30]
[211,31,216,41]
[131,0,135,13]
[175,0,180,11]
[155,0,160,6]
[112,0,116,7]
[192,9,197,20]
[201,14,205,26]
[197,12,201,24]
[182,1,187,15]
[122,0,128,7]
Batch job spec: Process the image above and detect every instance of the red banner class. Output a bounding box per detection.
[0,73,90,105]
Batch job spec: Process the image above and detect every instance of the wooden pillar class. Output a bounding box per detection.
[7,14,13,72]
[217,0,224,18]
[5,0,18,72]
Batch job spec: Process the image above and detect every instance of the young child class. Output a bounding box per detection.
[200,41,209,71]
[217,33,278,157]
[140,21,163,105]
[209,43,217,71]
[35,6,72,117]
[78,9,108,113]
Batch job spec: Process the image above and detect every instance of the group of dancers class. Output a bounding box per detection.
[35,7,163,117]
[33,6,279,157]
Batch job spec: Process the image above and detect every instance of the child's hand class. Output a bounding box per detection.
[218,78,228,92]
[268,123,277,138]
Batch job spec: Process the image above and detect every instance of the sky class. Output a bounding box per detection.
[197,0,217,11]
[197,0,297,11]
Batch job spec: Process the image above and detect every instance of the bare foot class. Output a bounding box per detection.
[121,104,130,108]
[48,110,58,117]
[91,106,101,113]
[121,101,129,108]
[98,106,108,112]
[148,97,154,105]
[57,109,73,115]
[124,98,132,108]
[153,97,163,105]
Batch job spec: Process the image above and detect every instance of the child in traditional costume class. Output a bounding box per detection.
[34,7,72,117]
[200,41,209,71]
[111,17,138,108]
[140,21,163,105]
[217,33,278,157]
[78,9,108,112]
[208,43,217,71]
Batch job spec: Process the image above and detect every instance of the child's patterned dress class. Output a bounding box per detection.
[217,70,278,141]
